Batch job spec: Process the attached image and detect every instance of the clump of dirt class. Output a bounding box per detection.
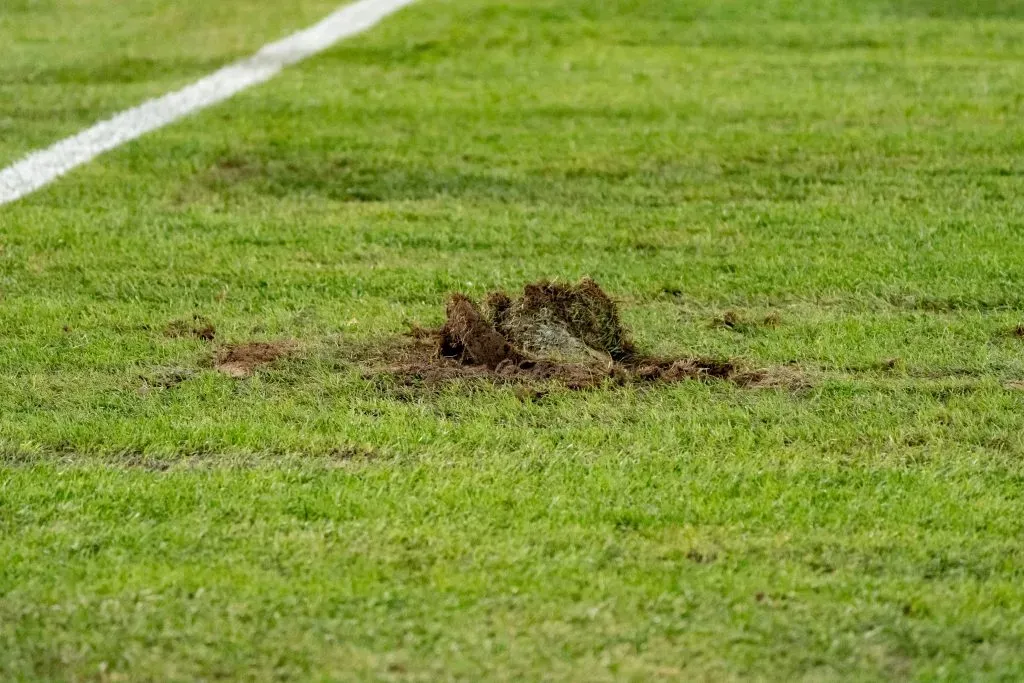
[440,278,634,368]
[491,278,636,362]
[165,315,216,341]
[215,341,292,378]
[440,294,524,368]
[376,278,805,391]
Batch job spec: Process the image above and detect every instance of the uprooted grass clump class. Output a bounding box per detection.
[380,278,803,390]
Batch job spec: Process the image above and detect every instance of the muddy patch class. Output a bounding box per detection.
[215,341,293,378]
[372,278,805,391]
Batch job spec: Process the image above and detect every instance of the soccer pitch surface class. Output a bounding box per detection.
[3,0,1024,679]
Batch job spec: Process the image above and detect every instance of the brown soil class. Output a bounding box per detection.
[165,315,216,341]
[375,278,806,391]
[215,341,292,378]
[440,294,523,368]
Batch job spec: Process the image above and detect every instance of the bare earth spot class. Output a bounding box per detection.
[371,279,806,391]
[165,315,216,341]
[215,341,292,378]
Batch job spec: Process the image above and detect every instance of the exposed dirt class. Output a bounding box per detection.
[215,341,292,378]
[374,278,806,391]
[440,294,524,368]
[165,315,216,341]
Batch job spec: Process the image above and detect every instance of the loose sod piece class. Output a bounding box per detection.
[374,278,803,390]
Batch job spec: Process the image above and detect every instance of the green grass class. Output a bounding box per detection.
[3,0,1024,679]
[0,0,342,166]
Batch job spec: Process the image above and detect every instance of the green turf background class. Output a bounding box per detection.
[2,0,1024,679]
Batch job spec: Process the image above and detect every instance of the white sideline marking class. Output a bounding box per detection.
[0,0,416,207]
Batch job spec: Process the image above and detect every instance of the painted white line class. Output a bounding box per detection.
[0,0,416,207]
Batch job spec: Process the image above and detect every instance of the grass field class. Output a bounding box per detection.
[3,0,1024,679]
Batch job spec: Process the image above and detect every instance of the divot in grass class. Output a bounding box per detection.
[377,278,806,391]
[164,315,216,341]
[157,282,804,389]
[214,341,293,378]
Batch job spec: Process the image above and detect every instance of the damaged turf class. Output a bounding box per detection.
[379,278,804,390]
[165,315,216,341]
[215,341,293,378]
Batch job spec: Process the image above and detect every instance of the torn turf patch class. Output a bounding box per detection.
[374,278,806,391]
